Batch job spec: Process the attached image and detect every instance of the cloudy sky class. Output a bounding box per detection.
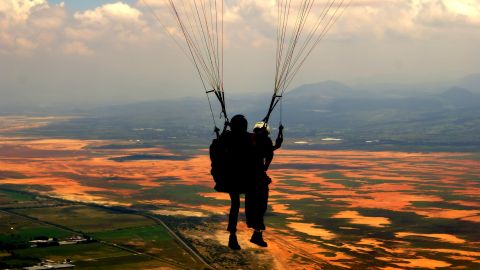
[1,0,480,106]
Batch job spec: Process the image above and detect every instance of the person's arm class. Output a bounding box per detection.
[264,139,274,171]
[273,125,284,151]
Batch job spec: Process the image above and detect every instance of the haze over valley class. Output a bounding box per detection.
[4,74,479,151]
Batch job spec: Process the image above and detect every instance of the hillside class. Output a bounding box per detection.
[9,77,480,151]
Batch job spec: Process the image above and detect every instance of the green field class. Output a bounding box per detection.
[93,225,198,266]
[0,212,72,248]
[0,188,40,207]
[2,240,181,269]
[13,206,156,233]
[0,190,206,269]
[13,242,129,261]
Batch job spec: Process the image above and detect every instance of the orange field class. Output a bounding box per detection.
[1,116,479,269]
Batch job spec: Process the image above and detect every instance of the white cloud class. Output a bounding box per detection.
[415,0,480,28]
[1,0,479,105]
[2,0,478,56]
[29,3,65,29]
[64,27,100,41]
[0,0,65,54]
[218,0,480,43]
[443,0,480,20]
[3,0,47,22]
[73,2,142,26]
[15,37,37,51]
[0,1,156,56]
[67,2,160,53]
[62,41,93,56]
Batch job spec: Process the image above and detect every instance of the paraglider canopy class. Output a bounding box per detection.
[141,0,351,130]
[142,0,227,133]
[264,0,351,124]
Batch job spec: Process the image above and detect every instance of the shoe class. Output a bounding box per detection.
[250,231,268,247]
[228,233,241,250]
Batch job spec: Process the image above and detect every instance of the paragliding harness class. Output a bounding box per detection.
[209,127,257,193]
[209,121,230,193]
[208,93,283,194]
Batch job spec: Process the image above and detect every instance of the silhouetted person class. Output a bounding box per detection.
[246,122,283,247]
[210,114,255,250]
[209,116,283,250]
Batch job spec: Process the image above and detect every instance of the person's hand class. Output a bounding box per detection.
[276,136,283,144]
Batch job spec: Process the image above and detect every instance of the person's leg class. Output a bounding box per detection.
[257,184,269,230]
[227,193,240,233]
[227,193,241,250]
[245,189,256,229]
[250,184,269,247]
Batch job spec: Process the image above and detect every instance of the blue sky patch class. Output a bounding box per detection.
[48,0,137,11]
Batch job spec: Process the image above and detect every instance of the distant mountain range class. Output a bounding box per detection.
[456,73,480,92]
[6,74,480,150]
[280,81,480,147]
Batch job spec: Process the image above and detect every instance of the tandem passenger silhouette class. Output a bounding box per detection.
[210,115,283,250]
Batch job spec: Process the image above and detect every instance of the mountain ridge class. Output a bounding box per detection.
[11,75,479,150]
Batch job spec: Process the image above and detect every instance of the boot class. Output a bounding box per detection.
[250,231,268,247]
[228,233,241,250]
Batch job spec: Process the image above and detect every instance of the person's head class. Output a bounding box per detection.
[230,114,248,133]
[253,121,270,135]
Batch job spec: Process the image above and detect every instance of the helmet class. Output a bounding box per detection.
[253,121,270,134]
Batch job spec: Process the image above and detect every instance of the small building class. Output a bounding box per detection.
[24,263,75,270]
[59,235,89,245]
[29,238,58,248]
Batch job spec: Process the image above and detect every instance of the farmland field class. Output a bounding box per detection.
[0,116,479,269]
[13,206,156,233]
